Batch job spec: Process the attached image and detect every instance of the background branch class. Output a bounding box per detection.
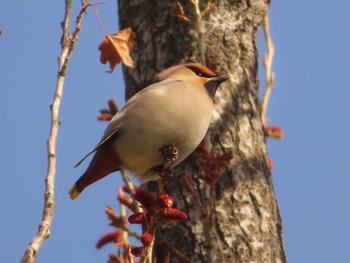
[21,1,88,262]
[261,14,275,124]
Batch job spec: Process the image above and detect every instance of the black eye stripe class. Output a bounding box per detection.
[186,65,215,78]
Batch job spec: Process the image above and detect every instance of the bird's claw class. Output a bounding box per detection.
[155,144,178,192]
[159,143,179,164]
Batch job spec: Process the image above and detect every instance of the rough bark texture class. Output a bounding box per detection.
[118,0,286,262]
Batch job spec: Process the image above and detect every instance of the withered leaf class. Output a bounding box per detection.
[98,27,135,72]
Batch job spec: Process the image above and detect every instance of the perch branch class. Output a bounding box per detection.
[21,1,88,262]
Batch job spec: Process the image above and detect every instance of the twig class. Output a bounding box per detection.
[193,0,205,64]
[21,1,88,262]
[91,2,108,36]
[180,175,207,216]
[119,198,130,244]
[260,14,275,124]
[120,169,143,215]
[123,227,142,240]
[163,237,193,263]
[174,0,193,24]
[173,0,214,64]
[206,183,215,263]
[201,0,213,17]
[120,169,136,196]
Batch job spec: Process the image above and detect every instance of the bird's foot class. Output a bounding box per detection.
[156,143,178,192]
[159,143,178,165]
[156,143,178,179]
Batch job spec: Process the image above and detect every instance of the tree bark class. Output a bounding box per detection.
[118,0,286,262]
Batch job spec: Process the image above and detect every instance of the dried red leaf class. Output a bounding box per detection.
[107,98,118,114]
[265,126,284,139]
[128,212,145,224]
[195,147,234,184]
[96,229,123,249]
[161,208,187,221]
[141,232,153,246]
[98,109,113,121]
[98,99,119,121]
[98,27,135,72]
[131,246,144,257]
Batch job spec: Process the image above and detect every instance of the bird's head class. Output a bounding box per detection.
[157,63,229,98]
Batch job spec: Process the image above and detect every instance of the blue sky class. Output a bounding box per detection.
[1,1,349,262]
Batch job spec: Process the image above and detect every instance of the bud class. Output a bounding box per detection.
[128,212,145,224]
[161,208,187,221]
[141,232,153,246]
[131,246,144,257]
[157,193,174,208]
[265,126,284,139]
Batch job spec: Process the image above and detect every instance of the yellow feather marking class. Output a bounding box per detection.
[74,127,119,168]
[69,184,80,200]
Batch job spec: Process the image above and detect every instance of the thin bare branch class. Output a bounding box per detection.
[193,0,205,64]
[205,183,215,263]
[91,2,108,36]
[261,14,275,124]
[120,169,144,216]
[201,0,214,17]
[163,237,193,263]
[180,175,207,216]
[21,1,88,262]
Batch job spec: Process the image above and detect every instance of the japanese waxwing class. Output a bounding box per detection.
[69,63,228,199]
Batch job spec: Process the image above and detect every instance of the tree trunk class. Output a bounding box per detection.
[118,1,286,262]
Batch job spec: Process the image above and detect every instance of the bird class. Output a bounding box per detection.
[69,63,229,199]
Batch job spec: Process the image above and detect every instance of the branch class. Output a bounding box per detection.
[260,14,275,124]
[21,1,88,262]
[120,169,143,214]
[172,0,214,65]
[163,237,193,263]
[193,0,204,64]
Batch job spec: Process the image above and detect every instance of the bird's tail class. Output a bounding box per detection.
[69,150,122,199]
[68,173,90,200]
[69,184,81,199]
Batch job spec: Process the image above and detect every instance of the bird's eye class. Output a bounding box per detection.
[186,65,215,78]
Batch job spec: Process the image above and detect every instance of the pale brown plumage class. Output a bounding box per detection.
[69,63,228,199]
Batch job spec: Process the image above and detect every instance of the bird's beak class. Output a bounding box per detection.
[204,75,229,98]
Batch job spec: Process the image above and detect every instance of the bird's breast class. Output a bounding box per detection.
[111,80,213,180]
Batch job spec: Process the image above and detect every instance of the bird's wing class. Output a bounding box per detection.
[74,127,121,168]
